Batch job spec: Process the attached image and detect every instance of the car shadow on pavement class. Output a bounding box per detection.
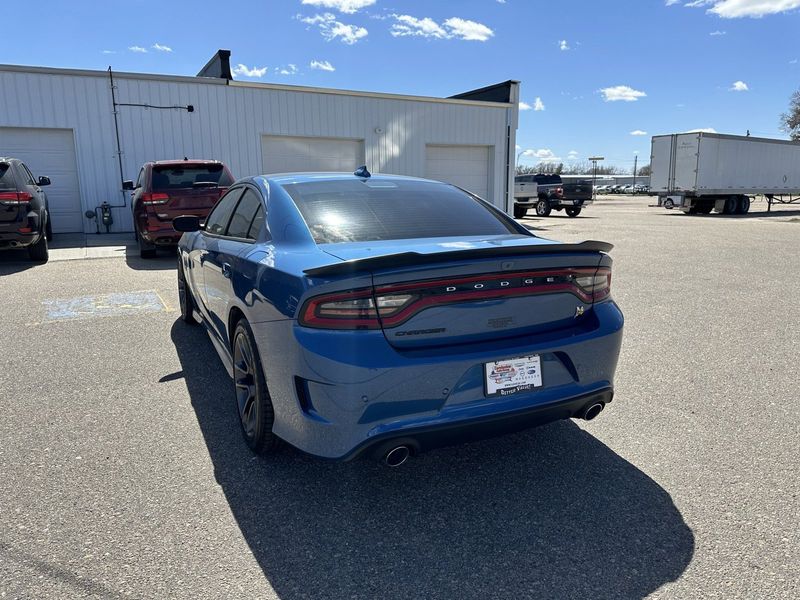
[170,320,695,600]
[0,249,38,274]
[124,245,178,271]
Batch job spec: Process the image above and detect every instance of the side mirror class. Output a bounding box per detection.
[38,176,51,186]
[172,215,202,233]
[122,180,135,191]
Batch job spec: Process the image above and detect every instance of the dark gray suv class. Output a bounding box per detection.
[0,157,52,262]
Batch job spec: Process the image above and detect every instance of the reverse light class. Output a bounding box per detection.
[299,267,612,330]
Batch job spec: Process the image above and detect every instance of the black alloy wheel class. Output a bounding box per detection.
[232,320,277,454]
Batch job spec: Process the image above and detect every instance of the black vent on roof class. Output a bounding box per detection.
[197,49,232,81]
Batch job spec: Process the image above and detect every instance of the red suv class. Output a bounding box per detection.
[125,159,234,258]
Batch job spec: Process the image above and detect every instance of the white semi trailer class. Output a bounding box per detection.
[650,132,800,215]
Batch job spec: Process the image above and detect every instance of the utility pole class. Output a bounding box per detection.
[588,156,604,198]
[632,154,638,190]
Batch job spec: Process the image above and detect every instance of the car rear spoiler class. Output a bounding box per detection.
[304,240,614,277]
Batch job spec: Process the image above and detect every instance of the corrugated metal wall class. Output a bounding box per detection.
[0,67,515,233]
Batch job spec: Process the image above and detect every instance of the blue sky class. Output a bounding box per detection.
[3,0,799,172]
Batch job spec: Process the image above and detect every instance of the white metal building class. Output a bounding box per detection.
[0,53,519,234]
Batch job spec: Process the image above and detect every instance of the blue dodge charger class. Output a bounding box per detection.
[174,170,623,466]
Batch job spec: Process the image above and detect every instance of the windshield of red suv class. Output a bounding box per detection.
[151,164,233,191]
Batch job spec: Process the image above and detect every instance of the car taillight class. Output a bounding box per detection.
[142,192,169,205]
[0,191,33,203]
[555,187,564,197]
[299,267,612,329]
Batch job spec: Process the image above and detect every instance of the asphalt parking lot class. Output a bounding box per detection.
[1,196,798,599]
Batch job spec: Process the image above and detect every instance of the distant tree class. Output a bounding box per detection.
[637,163,652,176]
[516,162,628,175]
[781,90,800,141]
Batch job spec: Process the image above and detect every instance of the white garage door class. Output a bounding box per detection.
[0,127,83,233]
[425,145,491,201]
[261,135,365,174]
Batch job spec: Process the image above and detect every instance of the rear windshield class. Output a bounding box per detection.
[0,163,17,191]
[282,179,519,244]
[534,174,562,185]
[151,164,233,191]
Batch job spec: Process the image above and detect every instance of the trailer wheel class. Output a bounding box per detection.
[723,196,739,215]
[737,196,751,214]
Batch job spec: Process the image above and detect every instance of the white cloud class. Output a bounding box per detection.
[519,101,532,111]
[391,15,448,38]
[310,59,335,71]
[301,0,375,13]
[101,50,116,55]
[232,63,268,78]
[791,58,799,64]
[686,127,718,133]
[533,97,545,111]
[128,46,147,53]
[277,64,299,75]
[152,43,172,52]
[300,13,368,44]
[730,80,749,91]
[567,150,579,159]
[678,0,800,18]
[443,17,494,41]
[600,85,647,102]
[390,15,493,41]
[515,144,522,150]
[533,149,561,161]
[630,130,648,136]
[559,39,570,51]
[519,149,536,158]
[710,30,727,35]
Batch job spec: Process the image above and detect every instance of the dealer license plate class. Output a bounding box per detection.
[484,355,542,397]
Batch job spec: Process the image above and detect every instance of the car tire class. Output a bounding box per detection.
[663,198,674,209]
[535,198,552,217]
[513,205,528,219]
[28,235,49,262]
[565,207,582,218]
[738,195,751,214]
[45,212,53,242]
[177,258,198,325]
[138,236,156,259]
[232,318,278,455]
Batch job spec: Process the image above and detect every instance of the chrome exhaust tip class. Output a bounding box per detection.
[382,445,411,468]
[582,402,605,421]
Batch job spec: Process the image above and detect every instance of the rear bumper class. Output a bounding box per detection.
[341,387,613,461]
[554,199,587,207]
[0,231,40,248]
[251,301,624,460]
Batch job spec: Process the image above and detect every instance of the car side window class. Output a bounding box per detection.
[20,164,35,185]
[248,205,266,241]
[205,188,244,235]
[225,188,264,240]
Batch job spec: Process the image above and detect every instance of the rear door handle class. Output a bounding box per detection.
[222,263,232,279]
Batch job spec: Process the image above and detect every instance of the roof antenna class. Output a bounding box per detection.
[354,165,371,178]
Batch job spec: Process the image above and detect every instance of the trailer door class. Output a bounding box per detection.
[650,136,674,194]
[673,133,701,193]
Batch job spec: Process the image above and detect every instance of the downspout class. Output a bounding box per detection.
[505,82,520,215]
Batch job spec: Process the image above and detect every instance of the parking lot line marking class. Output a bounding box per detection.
[42,291,167,322]
[153,289,173,312]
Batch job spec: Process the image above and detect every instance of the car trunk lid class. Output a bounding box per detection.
[309,236,611,349]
